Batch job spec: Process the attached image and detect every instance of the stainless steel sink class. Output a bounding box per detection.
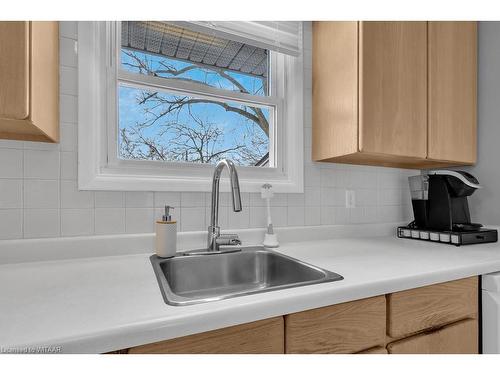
[150,246,343,306]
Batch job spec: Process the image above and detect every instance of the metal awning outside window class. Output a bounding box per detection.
[121,21,269,78]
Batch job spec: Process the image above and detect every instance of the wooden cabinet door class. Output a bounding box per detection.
[359,22,427,158]
[428,21,477,164]
[356,346,388,354]
[30,22,59,142]
[312,21,358,161]
[284,296,386,354]
[387,277,478,338]
[125,317,284,354]
[0,22,29,119]
[387,319,478,354]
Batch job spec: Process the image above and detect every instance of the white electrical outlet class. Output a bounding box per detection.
[346,190,356,208]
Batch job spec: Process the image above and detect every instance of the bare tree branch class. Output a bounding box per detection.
[122,50,269,135]
[119,50,269,165]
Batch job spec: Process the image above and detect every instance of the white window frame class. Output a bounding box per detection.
[78,21,303,193]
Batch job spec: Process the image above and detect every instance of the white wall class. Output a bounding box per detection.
[0,22,413,240]
[464,22,500,225]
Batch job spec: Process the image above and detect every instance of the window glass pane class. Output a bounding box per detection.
[120,21,269,97]
[118,85,272,167]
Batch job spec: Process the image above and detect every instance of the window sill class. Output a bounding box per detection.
[78,167,304,193]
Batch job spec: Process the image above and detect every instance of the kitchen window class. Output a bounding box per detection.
[78,21,303,192]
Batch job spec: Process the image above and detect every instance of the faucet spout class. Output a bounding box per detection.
[207,159,242,252]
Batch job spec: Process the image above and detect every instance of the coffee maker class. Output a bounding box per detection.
[398,170,497,246]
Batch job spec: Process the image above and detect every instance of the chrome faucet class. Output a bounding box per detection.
[207,159,242,252]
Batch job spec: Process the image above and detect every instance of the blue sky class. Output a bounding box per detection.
[118,50,270,165]
[121,50,267,96]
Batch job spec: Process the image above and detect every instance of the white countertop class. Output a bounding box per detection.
[2,230,500,353]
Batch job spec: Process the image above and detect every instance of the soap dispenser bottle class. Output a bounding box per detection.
[156,205,177,258]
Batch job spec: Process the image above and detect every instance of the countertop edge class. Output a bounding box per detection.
[32,259,500,354]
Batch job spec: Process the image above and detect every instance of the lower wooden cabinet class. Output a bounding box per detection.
[387,319,478,354]
[284,296,386,354]
[108,277,479,354]
[356,346,388,354]
[387,277,478,338]
[122,317,284,354]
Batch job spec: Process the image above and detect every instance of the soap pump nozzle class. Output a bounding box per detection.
[163,205,174,222]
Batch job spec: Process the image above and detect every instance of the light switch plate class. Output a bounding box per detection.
[345,190,356,208]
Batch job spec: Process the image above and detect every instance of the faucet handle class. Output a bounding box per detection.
[216,233,242,246]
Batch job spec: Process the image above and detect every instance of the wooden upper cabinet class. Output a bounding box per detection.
[312,21,477,169]
[428,21,477,164]
[0,21,59,143]
[312,22,359,161]
[359,22,427,158]
[0,22,29,120]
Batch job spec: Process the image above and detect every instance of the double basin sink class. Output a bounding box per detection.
[150,247,343,306]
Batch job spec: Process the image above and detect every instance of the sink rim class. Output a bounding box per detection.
[150,246,344,306]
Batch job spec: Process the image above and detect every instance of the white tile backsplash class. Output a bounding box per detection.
[249,206,268,228]
[24,209,60,238]
[304,164,321,187]
[287,193,305,207]
[60,66,78,95]
[95,191,125,208]
[355,188,378,206]
[378,188,403,206]
[59,22,77,39]
[320,206,335,225]
[154,192,181,208]
[250,192,288,207]
[0,179,23,209]
[60,180,94,208]
[181,192,205,207]
[59,37,78,67]
[351,206,378,224]
[320,187,336,206]
[94,208,125,235]
[320,168,337,187]
[60,94,77,123]
[60,123,77,152]
[0,209,23,239]
[0,139,23,149]
[125,192,154,208]
[334,206,351,224]
[0,21,413,240]
[24,180,59,209]
[305,206,321,226]
[304,187,321,207]
[180,207,206,231]
[0,149,23,178]
[227,207,250,229]
[61,208,94,236]
[24,149,60,179]
[125,208,154,234]
[60,152,77,180]
[271,206,287,227]
[287,206,305,227]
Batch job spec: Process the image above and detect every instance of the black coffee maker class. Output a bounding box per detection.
[405,170,497,245]
[409,170,481,231]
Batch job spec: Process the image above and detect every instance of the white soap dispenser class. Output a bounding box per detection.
[156,205,177,258]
